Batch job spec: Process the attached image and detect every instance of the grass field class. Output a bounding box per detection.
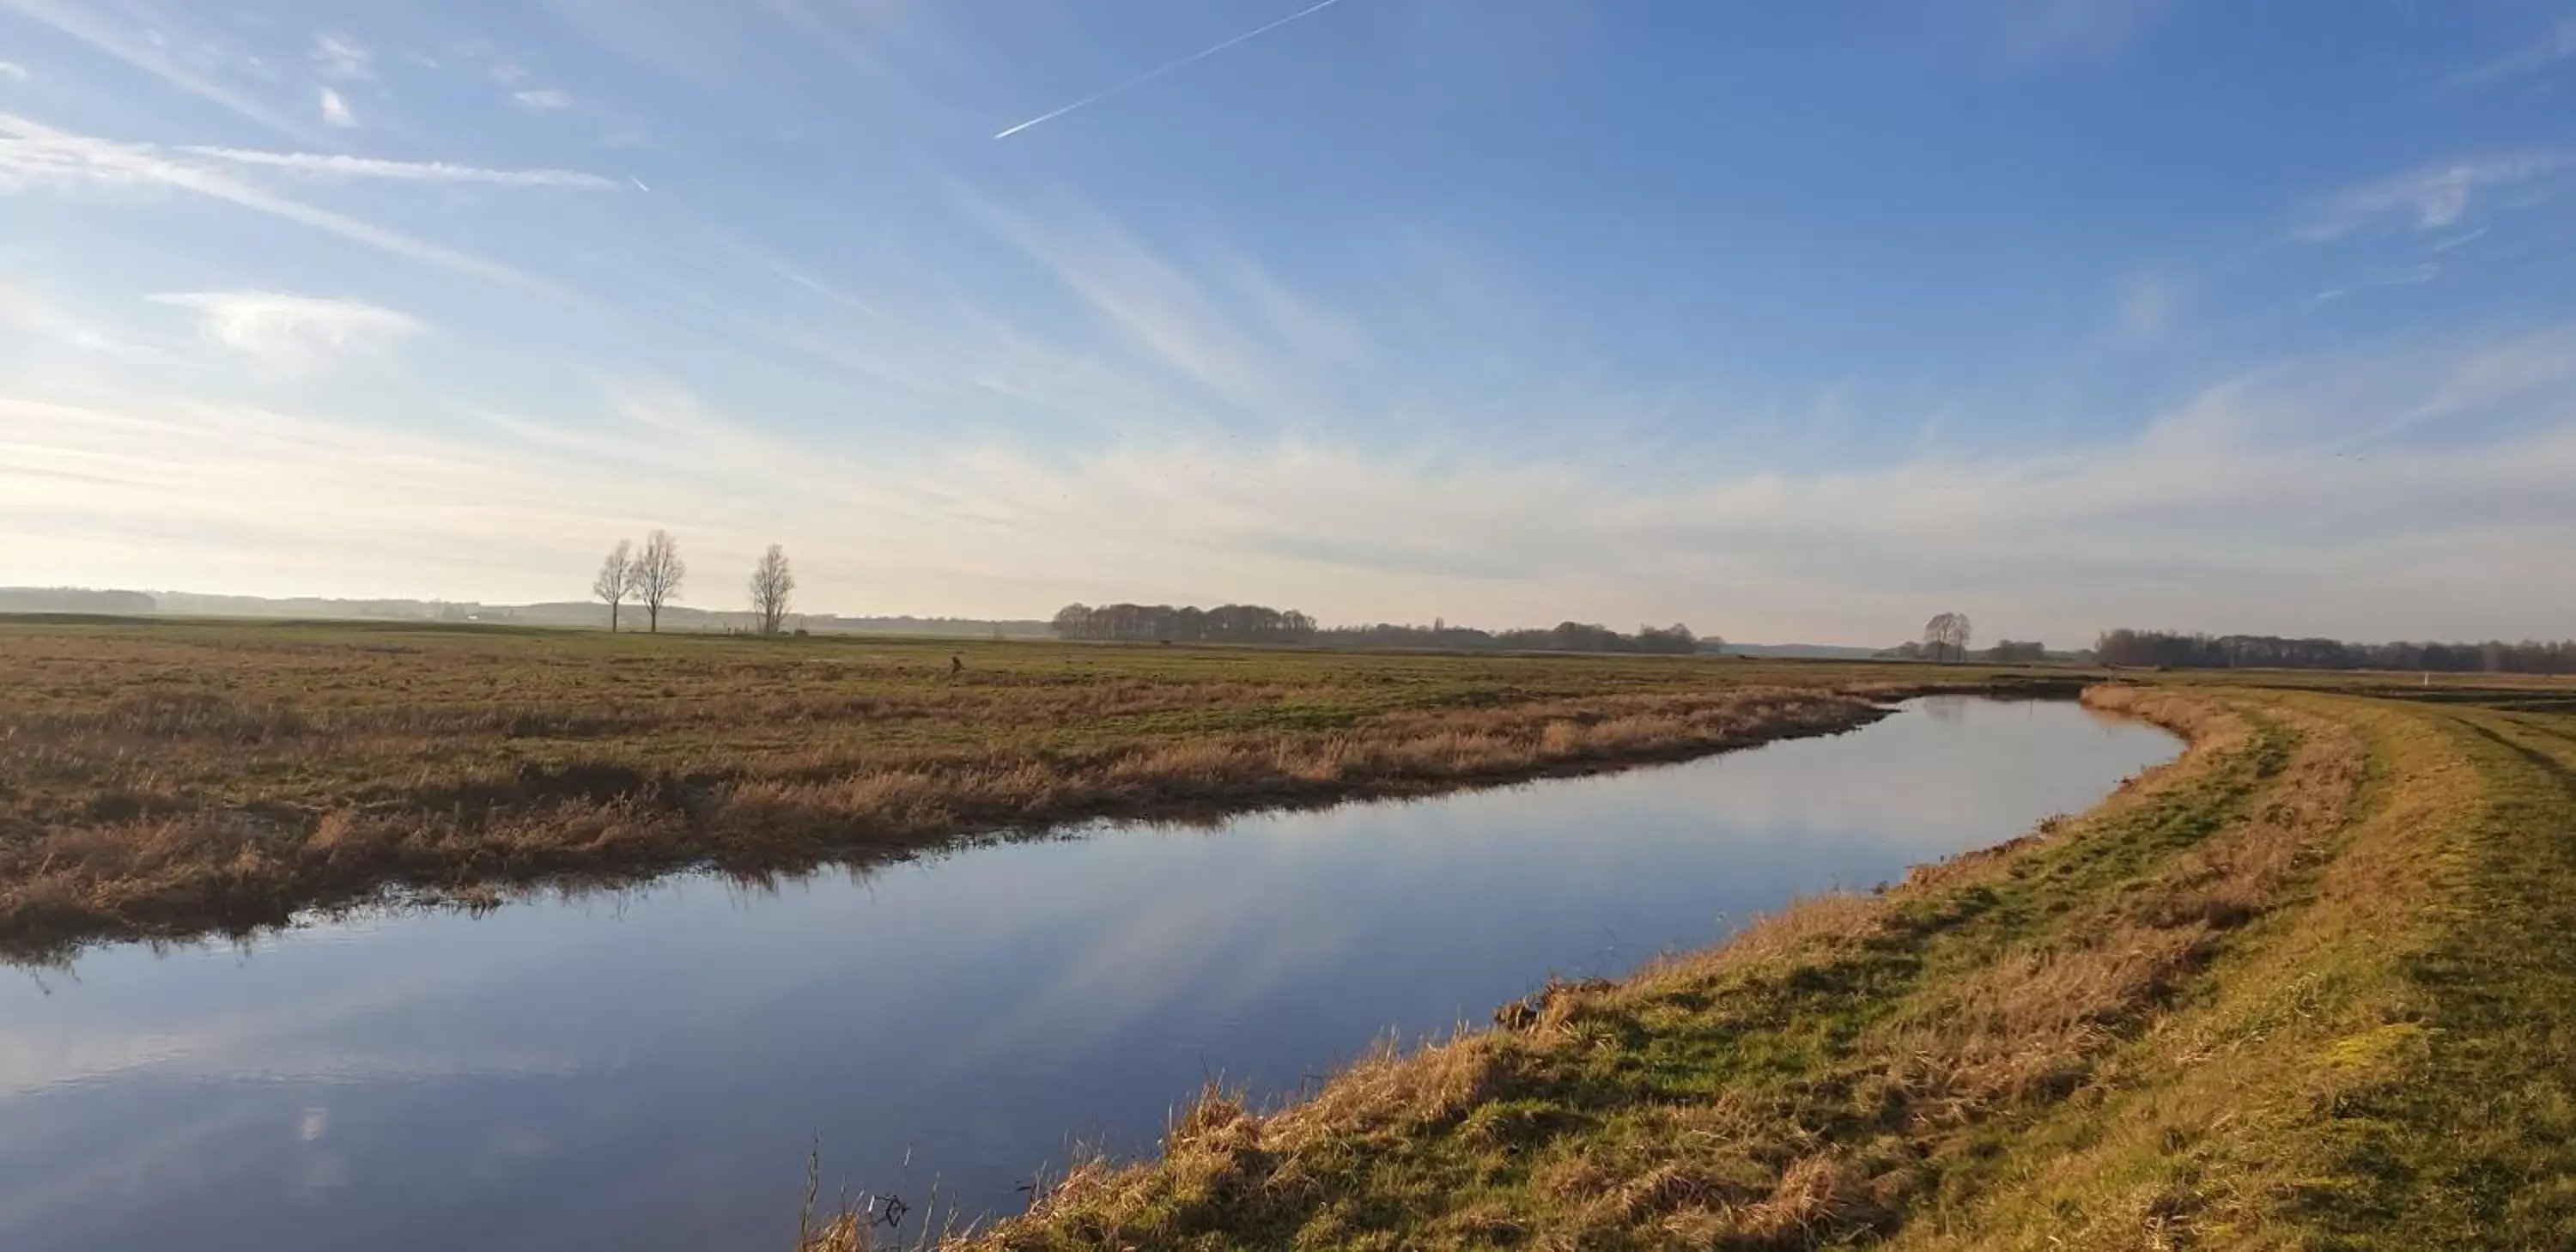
[788,677,2576,1251]
[10,619,2573,1245]
[0,617,2063,961]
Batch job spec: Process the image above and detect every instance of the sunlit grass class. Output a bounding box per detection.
[887,682,2576,1250]
[0,618,2019,959]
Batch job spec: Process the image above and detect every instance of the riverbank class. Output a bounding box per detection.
[0,620,2026,960]
[843,681,2576,1249]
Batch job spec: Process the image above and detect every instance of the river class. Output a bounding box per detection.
[0,696,2177,1251]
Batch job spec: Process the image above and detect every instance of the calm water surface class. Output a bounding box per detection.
[0,696,2176,1251]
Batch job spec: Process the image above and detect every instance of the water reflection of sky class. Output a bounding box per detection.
[0,697,2176,1252]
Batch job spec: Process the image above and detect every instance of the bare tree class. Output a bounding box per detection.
[592,539,635,632]
[633,529,686,633]
[749,544,795,635]
[1923,611,1974,662]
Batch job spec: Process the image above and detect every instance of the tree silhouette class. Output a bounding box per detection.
[749,544,795,636]
[633,530,686,634]
[592,539,635,632]
[1923,611,1973,662]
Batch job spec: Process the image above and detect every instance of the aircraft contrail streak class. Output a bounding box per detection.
[994,0,1354,140]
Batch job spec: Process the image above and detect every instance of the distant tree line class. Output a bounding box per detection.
[2095,629,2576,674]
[1320,621,1704,655]
[1877,638,2051,663]
[1873,612,2021,662]
[1051,603,1318,643]
[1049,604,1707,654]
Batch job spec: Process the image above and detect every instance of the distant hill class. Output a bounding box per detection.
[6,588,1052,639]
[0,587,156,614]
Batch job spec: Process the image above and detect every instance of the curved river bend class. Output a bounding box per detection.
[0,696,2177,1251]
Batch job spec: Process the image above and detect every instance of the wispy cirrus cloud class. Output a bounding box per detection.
[0,113,534,284]
[0,116,154,191]
[10,325,2574,642]
[0,279,139,355]
[2444,17,2576,92]
[956,189,1363,407]
[177,144,619,189]
[1996,0,2172,61]
[2307,263,2439,310]
[3,123,617,194]
[318,86,356,128]
[0,0,307,134]
[2297,153,2567,241]
[312,32,374,82]
[147,291,425,372]
[991,0,1357,140]
[2,2,2567,650]
[0,61,27,82]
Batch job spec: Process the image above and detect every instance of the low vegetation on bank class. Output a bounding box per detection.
[802,679,2576,1250]
[0,619,2039,960]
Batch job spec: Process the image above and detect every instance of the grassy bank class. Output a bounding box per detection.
[825,680,2576,1250]
[0,618,2032,960]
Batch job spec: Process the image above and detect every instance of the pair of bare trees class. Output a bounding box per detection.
[1922,611,1974,663]
[594,531,687,633]
[593,533,797,636]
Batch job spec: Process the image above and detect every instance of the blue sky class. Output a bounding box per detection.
[3,0,2573,645]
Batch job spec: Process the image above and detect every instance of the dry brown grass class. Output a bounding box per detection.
[0,620,2003,957]
[927,685,2480,1251]
[781,679,2576,1251]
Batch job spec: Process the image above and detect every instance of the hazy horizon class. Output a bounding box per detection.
[8,583,1827,642]
[16,582,2571,656]
[6,3,2573,646]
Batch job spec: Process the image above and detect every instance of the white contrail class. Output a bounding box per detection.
[995,0,1354,140]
